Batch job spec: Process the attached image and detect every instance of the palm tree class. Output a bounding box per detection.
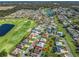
[0,50,7,57]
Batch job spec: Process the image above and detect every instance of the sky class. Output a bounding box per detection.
[0,0,79,1]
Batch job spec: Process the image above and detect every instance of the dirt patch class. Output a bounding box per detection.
[0,6,15,10]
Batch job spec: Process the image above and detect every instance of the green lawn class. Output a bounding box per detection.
[54,15,79,57]
[0,18,36,54]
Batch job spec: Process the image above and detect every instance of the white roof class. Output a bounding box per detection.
[60,49,68,53]
[56,42,63,46]
[40,38,46,42]
[37,42,45,48]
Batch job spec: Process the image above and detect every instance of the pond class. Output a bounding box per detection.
[0,24,15,36]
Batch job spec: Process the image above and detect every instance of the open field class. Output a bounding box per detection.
[0,18,36,54]
[0,6,15,10]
